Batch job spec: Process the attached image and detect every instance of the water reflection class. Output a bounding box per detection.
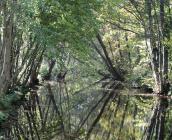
[2,82,172,140]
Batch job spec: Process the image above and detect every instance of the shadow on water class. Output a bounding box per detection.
[1,82,172,140]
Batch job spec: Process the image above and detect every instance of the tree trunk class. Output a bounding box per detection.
[43,59,56,81]
[0,1,13,94]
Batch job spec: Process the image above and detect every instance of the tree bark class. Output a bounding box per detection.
[0,1,14,94]
[43,59,56,81]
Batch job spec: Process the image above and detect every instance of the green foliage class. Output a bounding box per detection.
[0,112,7,123]
[0,91,25,124]
[37,0,102,59]
[40,64,49,78]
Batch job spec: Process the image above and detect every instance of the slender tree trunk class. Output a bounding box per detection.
[29,49,44,86]
[0,1,14,94]
[43,59,56,80]
[97,34,123,81]
[146,0,161,92]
